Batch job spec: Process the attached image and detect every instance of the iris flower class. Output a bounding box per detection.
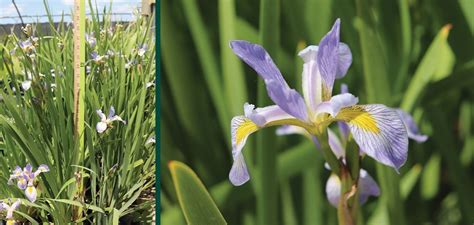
[90,51,106,64]
[19,39,36,57]
[86,33,96,48]
[228,19,411,186]
[138,44,148,57]
[21,72,33,91]
[8,164,49,202]
[96,106,127,133]
[0,199,21,224]
[146,135,156,145]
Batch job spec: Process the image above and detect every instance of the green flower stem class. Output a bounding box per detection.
[345,139,360,182]
[318,129,341,175]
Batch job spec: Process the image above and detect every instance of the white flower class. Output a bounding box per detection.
[96,106,127,133]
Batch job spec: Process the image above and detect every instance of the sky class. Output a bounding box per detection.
[0,0,141,24]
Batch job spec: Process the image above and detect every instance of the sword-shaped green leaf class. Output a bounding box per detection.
[169,161,227,225]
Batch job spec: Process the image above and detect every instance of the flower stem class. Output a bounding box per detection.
[318,129,341,175]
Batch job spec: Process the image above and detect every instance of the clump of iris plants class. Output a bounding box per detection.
[227,19,427,224]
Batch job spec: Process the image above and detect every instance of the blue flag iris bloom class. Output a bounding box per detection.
[228,19,421,186]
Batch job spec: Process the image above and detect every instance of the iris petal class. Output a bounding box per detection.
[299,45,323,112]
[230,40,308,121]
[25,186,37,202]
[96,110,106,122]
[108,106,116,118]
[96,122,108,133]
[325,173,341,207]
[230,104,304,186]
[336,43,352,78]
[315,93,358,118]
[395,109,428,143]
[317,19,340,98]
[21,80,32,91]
[229,153,250,186]
[328,128,344,158]
[358,169,381,204]
[337,104,409,170]
[229,116,258,186]
[325,170,380,208]
[244,103,295,127]
[34,164,50,177]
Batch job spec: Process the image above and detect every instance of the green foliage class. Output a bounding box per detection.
[169,161,227,225]
[0,1,155,224]
[161,0,474,224]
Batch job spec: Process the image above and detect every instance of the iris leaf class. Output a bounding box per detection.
[169,161,227,225]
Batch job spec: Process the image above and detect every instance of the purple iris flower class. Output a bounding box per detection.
[96,106,127,133]
[19,39,36,57]
[90,51,106,64]
[85,33,96,48]
[228,19,411,186]
[8,164,49,202]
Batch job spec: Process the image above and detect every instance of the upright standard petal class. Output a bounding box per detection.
[317,19,340,99]
[336,43,352,78]
[96,110,106,122]
[337,105,409,170]
[108,106,116,118]
[299,45,323,112]
[395,109,428,143]
[230,40,308,121]
[5,199,21,219]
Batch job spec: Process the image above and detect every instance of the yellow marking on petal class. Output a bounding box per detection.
[235,119,258,146]
[337,106,380,133]
[27,186,35,194]
[7,220,15,225]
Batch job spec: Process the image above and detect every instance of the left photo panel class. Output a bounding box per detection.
[0,0,156,224]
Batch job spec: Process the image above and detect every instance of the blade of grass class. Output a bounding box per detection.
[429,109,474,224]
[180,0,230,140]
[400,24,452,111]
[257,0,280,224]
[303,166,324,225]
[219,0,248,116]
[281,180,298,225]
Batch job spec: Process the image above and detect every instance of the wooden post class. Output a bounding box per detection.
[73,0,85,222]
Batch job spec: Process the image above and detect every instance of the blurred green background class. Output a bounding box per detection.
[161,0,474,224]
